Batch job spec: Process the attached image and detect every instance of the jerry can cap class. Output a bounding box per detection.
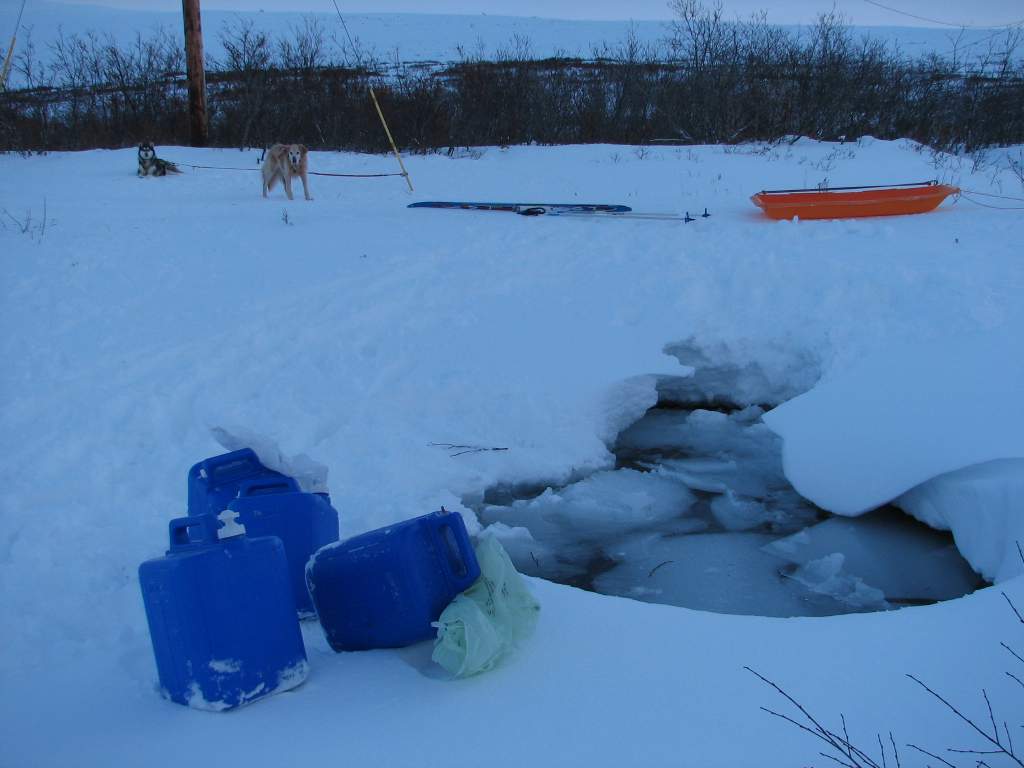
[167,511,247,552]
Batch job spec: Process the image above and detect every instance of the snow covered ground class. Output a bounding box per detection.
[1,138,1022,766]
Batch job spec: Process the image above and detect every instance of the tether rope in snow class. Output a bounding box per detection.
[959,188,1024,202]
[176,162,405,178]
[958,192,1024,211]
[954,187,1024,210]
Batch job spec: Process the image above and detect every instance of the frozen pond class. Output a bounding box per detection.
[478,405,984,617]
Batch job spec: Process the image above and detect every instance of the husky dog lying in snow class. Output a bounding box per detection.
[137,142,181,177]
[261,143,313,201]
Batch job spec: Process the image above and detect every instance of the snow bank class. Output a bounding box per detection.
[763,331,1024,514]
[896,459,1024,582]
[763,331,1024,580]
[3,139,1023,766]
[660,337,822,407]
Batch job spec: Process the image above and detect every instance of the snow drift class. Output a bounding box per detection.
[2,138,1023,766]
[763,331,1024,580]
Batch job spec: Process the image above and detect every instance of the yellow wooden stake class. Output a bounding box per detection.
[369,85,413,192]
[331,0,413,192]
[1,0,28,91]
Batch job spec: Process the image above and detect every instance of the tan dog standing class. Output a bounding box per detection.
[261,143,312,201]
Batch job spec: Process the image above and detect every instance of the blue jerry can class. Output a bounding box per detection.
[138,513,309,710]
[306,509,481,651]
[228,478,340,617]
[187,448,289,517]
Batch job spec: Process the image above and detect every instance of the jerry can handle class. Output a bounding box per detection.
[236,476,300,498]
[199,448,262,482]
[168,515,219,549]
[429,511,480,593]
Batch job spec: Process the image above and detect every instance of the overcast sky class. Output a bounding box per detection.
[41,0,1024,27]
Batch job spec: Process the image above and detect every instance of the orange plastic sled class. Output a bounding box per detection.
[751,181,959,220]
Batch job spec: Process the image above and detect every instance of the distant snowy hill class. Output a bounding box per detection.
[2,0,1020,79]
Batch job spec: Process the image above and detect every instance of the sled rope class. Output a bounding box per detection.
[959,191,1024,211]
[959,188,1024,203]
[759,180,938,194]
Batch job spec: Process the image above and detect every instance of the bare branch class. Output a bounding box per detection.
[906,743,958,768]
[1003,642,1024,666]
[428,442,509,458]
[1003,591,1024,625]
[906,675,1024,767]
[749,668,883,767]
[818,751,860,768]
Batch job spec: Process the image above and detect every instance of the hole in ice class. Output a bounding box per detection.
[476,403,985,617]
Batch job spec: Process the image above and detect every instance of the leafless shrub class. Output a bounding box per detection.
[751,543,1024,768]
[1008,151,1024,190]
[278,17,328,73]
[2,198,53,241]
[0,10,1022,154]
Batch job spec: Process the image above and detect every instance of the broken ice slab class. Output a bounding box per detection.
[614,409,690,455]
[594,531,855,617]
[763,509,983,603]
[786,554,889,611]
[478,468,698,541]
[480,522,594,582]
[655,458,771,498]
[710,490,772,531]
[707,489,819,534]
[615,407,778,462]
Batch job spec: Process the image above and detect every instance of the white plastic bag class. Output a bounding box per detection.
[432,533,540,677]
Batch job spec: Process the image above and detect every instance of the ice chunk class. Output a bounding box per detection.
[896,458,1024,582]
[614,409,690,455]
[478,511,596,580]
[676,409,781,463]
[480,469,697,541]
[764,510,981,602]
[785,554,889,610]
[619,407,791,502]
[710,491,771,531]
[594,531,848,617]
[618,407,779,462]
[762,489,821,533]
[654,458,746,494]
[480,522,591,582]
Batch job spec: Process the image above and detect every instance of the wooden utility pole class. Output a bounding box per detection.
[182,0,208,146]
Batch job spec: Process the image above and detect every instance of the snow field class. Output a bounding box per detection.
[1,138,1022,766]
[7,1,1022,86]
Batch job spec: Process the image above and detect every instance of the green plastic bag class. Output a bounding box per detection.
[432,533,540,678]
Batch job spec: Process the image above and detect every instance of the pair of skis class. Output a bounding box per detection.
[408,201,709,222]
